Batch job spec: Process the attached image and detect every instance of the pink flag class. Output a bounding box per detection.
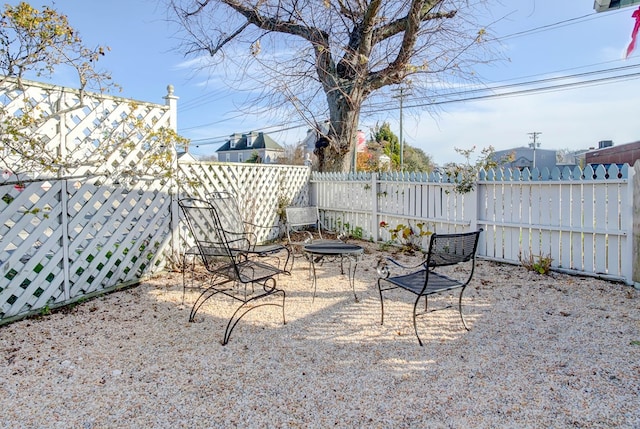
[626,6,640,59]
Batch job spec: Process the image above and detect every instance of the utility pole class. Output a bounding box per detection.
[392,85,411,171]
[528,132,542,169]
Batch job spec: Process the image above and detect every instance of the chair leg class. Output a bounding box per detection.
[288,250,296,272]
[458,287,470,331]
[377,279,386,325]
[222,280,285,345]
[412,296,424,346]
[182,253,188,305]
[189,286,224,322]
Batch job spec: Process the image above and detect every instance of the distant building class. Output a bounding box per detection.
[594,0,640,13]
[556,149,589,169]
[586,140,640,166]
[299,121,330,164]
[216,131,285,164]
[177,150,198,163]
[492,147,558,171]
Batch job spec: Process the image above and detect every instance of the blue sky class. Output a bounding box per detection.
[16,0,640,165]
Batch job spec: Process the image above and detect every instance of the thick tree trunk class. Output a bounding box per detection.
[316,90,363,173]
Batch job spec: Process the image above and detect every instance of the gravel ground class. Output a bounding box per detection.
[1,241,639,429]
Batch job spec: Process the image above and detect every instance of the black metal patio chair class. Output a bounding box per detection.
[179,197,287,345]
[377,229,482,346]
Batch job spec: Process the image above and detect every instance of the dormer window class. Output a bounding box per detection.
[246,131,257,147]
[230,133,242,149]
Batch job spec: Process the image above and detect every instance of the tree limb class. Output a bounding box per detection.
[207,21,250,56]
[367,1,457,90]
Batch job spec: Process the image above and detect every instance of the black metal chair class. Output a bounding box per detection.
[179,197,287,345]
[377,229,482,346]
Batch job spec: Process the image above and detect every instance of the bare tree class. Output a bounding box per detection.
[169,0,498,172]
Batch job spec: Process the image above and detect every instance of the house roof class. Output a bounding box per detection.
[177,151,198,163]
[216,132,284,152]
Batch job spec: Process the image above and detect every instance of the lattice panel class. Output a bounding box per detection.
[0,182,65,318]
[64,180,172,298]
[0,78,178,321]
[0,178,172,320]
[1,78,172,180]
[177,161,310,244]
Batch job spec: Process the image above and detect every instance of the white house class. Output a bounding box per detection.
[216,131,285,163]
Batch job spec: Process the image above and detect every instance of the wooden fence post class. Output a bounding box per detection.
[164,85,181,258]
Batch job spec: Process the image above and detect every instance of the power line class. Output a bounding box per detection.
[187,69,640,147]
[362,66,640,113]
[494,9,628,41]
[366,71,640,114]
[187,121,308,145]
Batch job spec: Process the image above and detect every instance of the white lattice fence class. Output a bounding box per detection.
[1,78,176,181]
[0,182,64,319]
[177,161,311,245]
[65,179,172,298]
[1,78,178,321]
[0,178,172,321]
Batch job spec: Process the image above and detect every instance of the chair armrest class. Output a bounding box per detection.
[376,256,427,278]
[220,228,259,250]
[317,220,349,242]
[286,230,315,246]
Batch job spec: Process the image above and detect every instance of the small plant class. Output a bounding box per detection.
[377,240,393,252]
[276,194,290,223]
[443,146,514,194]
[379,220,433,253]
[40,304,51,316]
[520,252,553,275]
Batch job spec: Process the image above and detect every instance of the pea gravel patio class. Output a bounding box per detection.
[1,241,639,428]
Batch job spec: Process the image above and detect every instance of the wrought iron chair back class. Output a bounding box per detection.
[206,191,248,247]
[285,206,325,244]
[426,230,481,268]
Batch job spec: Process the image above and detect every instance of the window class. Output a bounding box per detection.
[225,153,231,162]
[238,153,244,162]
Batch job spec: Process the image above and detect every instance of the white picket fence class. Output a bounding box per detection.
[311,163,636,285]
